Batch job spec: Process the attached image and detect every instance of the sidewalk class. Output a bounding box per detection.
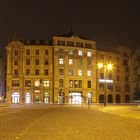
[0,104,9,107]
[96,104,140,119]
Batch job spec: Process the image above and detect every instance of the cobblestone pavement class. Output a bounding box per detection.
[0,105,140,140]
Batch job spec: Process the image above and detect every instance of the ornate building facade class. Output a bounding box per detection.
[6,32,131,104]
[0,55,5,99]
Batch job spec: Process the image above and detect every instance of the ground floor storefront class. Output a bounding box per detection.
[8,90,131,104]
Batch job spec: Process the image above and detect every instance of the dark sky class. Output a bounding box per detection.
[0,0,140,52]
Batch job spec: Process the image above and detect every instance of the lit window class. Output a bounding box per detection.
[69,80,73,88]
[87,51,91,57]
[69,59,73,65]
[78,70,82,76]
[78,50,82,56]
[74,80,78,88]
[35,80,40,86]
[87,70,92,76]
[68,69,73,76]
[59,58,64,64]
[44,80,49,87]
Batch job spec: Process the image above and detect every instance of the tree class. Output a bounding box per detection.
[129,48,140,102]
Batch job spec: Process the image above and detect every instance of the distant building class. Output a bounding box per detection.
[0,55,5,99]
[6,32,131,104]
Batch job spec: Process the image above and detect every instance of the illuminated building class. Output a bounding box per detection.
[6,32,131,104]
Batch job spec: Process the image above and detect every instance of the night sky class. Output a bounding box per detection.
[0,0,140,53]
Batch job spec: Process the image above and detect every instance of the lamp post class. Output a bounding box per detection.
[98,63,113,107]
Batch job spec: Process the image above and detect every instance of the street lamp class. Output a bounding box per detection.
[98,62,113,107]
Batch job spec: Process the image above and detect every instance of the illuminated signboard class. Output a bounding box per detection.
[99,79,113,83]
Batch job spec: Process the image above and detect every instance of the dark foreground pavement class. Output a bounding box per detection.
[0,105,140,140]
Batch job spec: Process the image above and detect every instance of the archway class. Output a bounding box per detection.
[69,92,82,104]
[44,92,50,104]
[108,94,113,103]
[25,92,31,104]
[116,95,121,103]
[12,92,20,103]
[99,94,104,103]
[125,95,130,103]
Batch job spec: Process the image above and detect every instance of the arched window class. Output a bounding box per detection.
[44,92,50,104]
[25,92,31,104]
[116,95,121,103]
[108,94,113,103]
[99,94,104,103]
[125,95,130,103]
[12,92,20,103]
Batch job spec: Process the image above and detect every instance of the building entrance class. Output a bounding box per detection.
[12,92,20,103]
[25,92,31,104]
[69,92,82,104]
[44,92,49,104]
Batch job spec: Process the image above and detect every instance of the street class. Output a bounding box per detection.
[0,104,140,140]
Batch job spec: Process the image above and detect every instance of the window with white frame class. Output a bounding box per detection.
[78,70,82,76]
[69,59,73,65]
[44,80,49,87]
[87,51,91,57]
[68,69,73,76]
[78,50,82,56]
[59,58,64,64]
[87,70,92,76]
